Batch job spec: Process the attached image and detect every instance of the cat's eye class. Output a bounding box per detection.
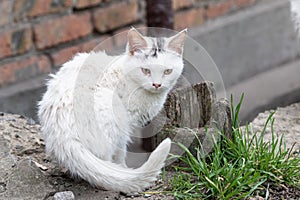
[141,68,151,75]
[164,69,173,75]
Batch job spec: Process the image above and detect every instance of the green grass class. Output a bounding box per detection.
[166,94,300,200]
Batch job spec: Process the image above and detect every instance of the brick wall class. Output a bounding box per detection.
[0,0,257,88]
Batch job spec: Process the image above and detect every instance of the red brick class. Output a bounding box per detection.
[172,0,194,11]
[174,8,204,30]
[0,55,51,87]
[113,25,147,48]
[75,0,102,9]
[51,36,112,67]
[13,0,72,20]
[0,0,13,26]
[51,46,79,67]
[232,0,256,8]
[92,35,114,52]
[205,0,256,19]
[33,12,92,49]
[0,27,33,59]
[205,1,233,19]
[93,0,139,33]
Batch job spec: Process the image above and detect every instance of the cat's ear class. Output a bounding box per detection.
[127,28,148,56]
[167,29,187,56]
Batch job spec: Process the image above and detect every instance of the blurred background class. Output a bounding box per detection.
[0,0,299,124]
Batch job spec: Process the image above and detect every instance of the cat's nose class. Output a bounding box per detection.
[152,83,162,89]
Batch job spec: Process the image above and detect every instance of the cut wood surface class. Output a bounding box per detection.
[142,82,232,157]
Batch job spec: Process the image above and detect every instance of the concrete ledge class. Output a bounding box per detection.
[0,75,48,120]
[189,0,300,88]
[0,0,299,122]
[227,58,300,122]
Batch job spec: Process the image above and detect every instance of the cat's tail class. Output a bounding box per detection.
[55,138,171,193]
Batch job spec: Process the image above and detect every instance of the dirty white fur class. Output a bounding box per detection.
[290,0,300,34]
[38,29,187,193]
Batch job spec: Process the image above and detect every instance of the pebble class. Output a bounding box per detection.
[26,118,36,125]
[53,191,75,200]
[0,184,6,193]
[124,192,140,197]
[15,144,23,150]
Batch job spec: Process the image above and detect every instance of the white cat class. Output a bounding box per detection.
[290,0,300,34]
[38,28,187,193]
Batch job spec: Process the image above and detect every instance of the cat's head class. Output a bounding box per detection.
[123,28,187,94]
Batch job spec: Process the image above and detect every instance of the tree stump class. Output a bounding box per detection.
[142,82,232,158]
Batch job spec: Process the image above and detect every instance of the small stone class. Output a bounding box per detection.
[143,194,151,198]
[33,161,48,171]
[0,184,6,193]
[64,182,73,188]
[133,192,140,197]
[26,118,36,125]
[19,115,25,119]
[15,145,23,150]
[8,118,16,122]
[53,191,75,200]
[248,196,264,200]
[123,192,140,197]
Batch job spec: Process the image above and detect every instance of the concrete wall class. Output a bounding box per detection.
[188,0,300,122]
[189,0,300,88]
[1,0,300,123]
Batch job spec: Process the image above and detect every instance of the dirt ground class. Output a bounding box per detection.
[0,102,300,199]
